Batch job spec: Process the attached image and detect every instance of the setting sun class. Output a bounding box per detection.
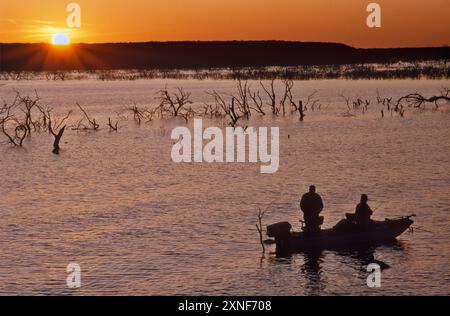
[52,33,70,46]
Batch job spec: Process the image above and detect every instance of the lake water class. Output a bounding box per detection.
[0,79,449,295]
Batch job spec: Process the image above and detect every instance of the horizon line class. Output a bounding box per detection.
[1,40,449,50]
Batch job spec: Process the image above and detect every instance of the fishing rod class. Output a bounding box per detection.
[371,201,384,212]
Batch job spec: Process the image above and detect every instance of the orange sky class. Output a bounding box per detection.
[1,0,449,48]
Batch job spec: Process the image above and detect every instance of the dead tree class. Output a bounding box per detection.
[127,104,145,125]
[0,119,27,146]
[289,89,318,121]
[376,90,392,107]
[207,90,228,114]
[298,101,305,121]
[143,107,158,122]
[38,107,71,154]
[157,86,192,117]
[256,208,266,254]
[0,95,28,146]
[385,97,393,110]
[304,91,319,112]
[339,93,356,117]
[228,98,241,127]
[233,80,251,119]
[353,98,363,110]
[49,122,66,155]
[74,103,99,130]
[260,80,278,115]
[280,80,294,117]
[339,93,351,111]
[107,118,119,131]
[284,80,299,117]
[248,89,266,115]
[180,106,196,123]
[126,104,157,124]
[396,89,450,109]
[202,103,223,118]
[16,90,40,134]
[207,91,241,127]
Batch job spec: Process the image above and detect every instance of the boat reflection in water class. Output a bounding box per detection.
[267,241,405,295]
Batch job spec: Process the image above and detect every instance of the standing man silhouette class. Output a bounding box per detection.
[300,185,324,232]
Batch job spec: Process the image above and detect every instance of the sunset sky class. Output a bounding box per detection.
[1,0,449,48]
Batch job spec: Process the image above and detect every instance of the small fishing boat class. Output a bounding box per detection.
[266,215,415,254]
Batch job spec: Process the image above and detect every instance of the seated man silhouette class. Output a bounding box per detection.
[300,185,324,232]
[353,194,373,225]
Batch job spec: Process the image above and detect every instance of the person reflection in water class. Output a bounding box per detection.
[301,250,325,295]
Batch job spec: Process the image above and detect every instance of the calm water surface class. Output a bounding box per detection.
[0,79,449,295]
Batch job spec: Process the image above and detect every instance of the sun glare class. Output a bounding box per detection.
[52,33,70,46]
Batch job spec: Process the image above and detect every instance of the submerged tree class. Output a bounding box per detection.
[233,80,251,119]
[256,208,266,254]
[37,105,72,154]
[74,103,100,131]
[260,80,278,115]
[49,123,66,155]
[157,86,193,117]
[0,93,28,146]
[207,91,242,127]
[396,89,450,109]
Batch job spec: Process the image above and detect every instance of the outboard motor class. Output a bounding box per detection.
[266,222,292,255]
[267,222,292,238]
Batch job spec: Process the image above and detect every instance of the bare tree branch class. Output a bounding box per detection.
[260,80,278,115]
[74,103,99,130]
[396,90,450,109]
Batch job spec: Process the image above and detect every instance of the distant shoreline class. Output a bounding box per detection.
[1,41,449,72]
[1,61,448,81]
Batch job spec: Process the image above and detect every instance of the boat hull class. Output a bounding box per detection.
[268,216,414,254]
